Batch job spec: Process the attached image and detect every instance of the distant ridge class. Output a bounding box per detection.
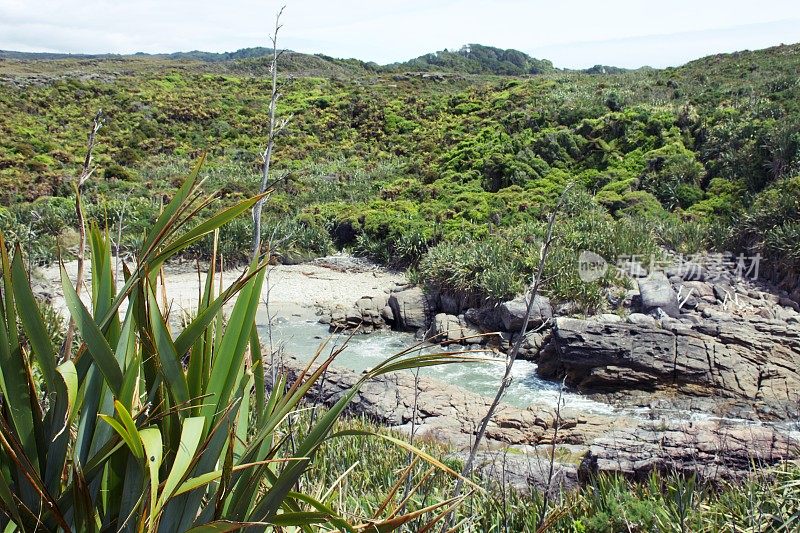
[14,41,791,75]
[0,44,614,76]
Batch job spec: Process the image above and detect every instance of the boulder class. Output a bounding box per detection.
[432,313,462,342]
[713,282,734,303]
[437,291,481,315]
[459,315,485,344]
[666,261,708,281]
[779,297,800,312]
[464,305,504,332]
[499,294,553,331]
[637,274,679,317]
[328,295,390,333]
[388,286,431,331]
[679,280,715,301]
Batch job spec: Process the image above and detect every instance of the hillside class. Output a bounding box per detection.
[2,33,800,533]
[0,42,798,307]
[1,43,553,76]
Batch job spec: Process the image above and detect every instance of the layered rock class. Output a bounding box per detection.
[580,420,796,481]
[538,314,800,420]
[323,295,391,333]
[271,357,798,481]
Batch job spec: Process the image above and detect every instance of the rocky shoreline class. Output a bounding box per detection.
[272,356,797,488]
[36,253,800,484]
[310,251,800,483]
[322,252,800,424]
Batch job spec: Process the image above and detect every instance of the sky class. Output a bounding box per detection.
[2,1,800,69]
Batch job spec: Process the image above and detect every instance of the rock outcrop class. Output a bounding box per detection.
[580,420,796,481]
[323,295,390,333]
[431,313,485,344]
[271,357,798,481]
[387,286,432,331]
[499,294,553,331]
[538,314,800,420]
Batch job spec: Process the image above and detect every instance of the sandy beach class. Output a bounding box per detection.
[35,254,406,325]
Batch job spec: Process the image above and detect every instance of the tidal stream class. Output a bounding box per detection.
[259,318,618,415]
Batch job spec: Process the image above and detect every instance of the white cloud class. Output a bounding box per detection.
[2,0,800,67]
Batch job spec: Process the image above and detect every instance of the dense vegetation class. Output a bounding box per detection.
[1,168,798,531]
[1,42,800,531]
[1,42,799,310]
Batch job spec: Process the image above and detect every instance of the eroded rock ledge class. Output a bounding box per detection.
[271,358,797,482]
[538,315,800,420]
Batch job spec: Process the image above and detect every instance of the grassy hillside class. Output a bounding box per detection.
[1,42,798,307]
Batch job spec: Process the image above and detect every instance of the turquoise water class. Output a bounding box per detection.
[258,318,617,414]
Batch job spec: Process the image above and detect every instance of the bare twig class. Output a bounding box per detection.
[537,376,566,529]
[251,5,287,260]
[62,109,103,359]
[441,184,573,531]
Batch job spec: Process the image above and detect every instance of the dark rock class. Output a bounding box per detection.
[464,304,503,332]
[666,261,708,281]
[554,300,583,316]
[499,294,553,331]
[388,286,432,331]
[713,282,733,303]
[779,297,800,312]
[638,274,680,317]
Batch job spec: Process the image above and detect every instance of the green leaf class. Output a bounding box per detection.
[99,401,144,460]
[249,323,266,426]
[201,263,266,420]
[172,470,224,498]
[56,360,78,423]
[157,417,205,510]
[332,429,483,493]
[12,249,57,391]
[99,414,140,458]
[139,426,163,527]
[185,521,261,533]
[266,512,330,527]
[43,360,78,494]
[151,194,266,267]
[146,285,190,407]
[0,292,38,471]
[60,264,124,396]
[141,153,206,257]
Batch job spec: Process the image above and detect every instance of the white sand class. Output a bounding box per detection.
[36,254,405,324]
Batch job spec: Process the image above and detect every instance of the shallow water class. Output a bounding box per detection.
[258,318,617,415]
